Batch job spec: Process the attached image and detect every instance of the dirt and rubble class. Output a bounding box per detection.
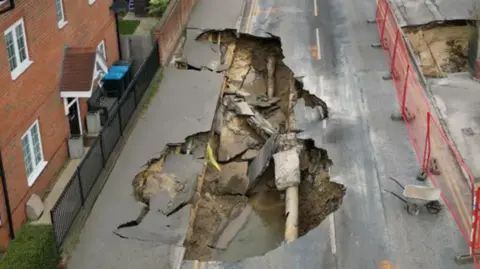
[119,29,345,262]
[178,30,345,261]
[404,21,474,77]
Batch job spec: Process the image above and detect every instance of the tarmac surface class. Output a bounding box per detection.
[67,0,474,268]
[67,68,222,269]
[179,0,471,268]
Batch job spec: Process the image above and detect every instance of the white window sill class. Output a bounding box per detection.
[88,0,96,5]
[27,161,47,187]
[10,60,33,80]
[57,20,68,29]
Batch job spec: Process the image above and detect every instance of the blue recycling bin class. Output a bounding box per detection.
[102,69,127,98]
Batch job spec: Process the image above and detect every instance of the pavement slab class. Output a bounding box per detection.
[429,73,480,179]
[187,0,245,30]
[182,29,222,70]
[389,0,473,27]
[68,67,222,269]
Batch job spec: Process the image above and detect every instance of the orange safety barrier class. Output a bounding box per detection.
[375,0,480,264]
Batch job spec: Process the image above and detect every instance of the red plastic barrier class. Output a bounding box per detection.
[375,0,480,264]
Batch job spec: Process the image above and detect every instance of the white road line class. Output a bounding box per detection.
[329,214,337,255]
[314,0,318,16]
[315,28,321,60]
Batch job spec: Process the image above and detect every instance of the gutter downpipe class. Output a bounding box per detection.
[114,11,123,60]
[0,151,15,240]
[0,0,16,15]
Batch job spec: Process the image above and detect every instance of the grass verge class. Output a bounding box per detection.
[141,69,164,114]
[119,20,141,35]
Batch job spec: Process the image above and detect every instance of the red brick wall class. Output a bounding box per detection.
[0,0,119,249]
[154,0,197,66]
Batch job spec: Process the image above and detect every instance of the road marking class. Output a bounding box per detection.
[311,45,318,58]
[315,28,322,60]
[380,260,399,269]
[254,8,277,15]
[329,214,337,255]
[314,0,318,16]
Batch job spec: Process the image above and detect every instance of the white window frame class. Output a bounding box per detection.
[4,18,33,80]
[55,0,68,29]
[63,97,83,135]
[97,40,106,61]
[88,0,96,5]
[21,120,47,187]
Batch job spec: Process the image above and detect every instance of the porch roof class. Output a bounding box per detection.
[59,47,108,98]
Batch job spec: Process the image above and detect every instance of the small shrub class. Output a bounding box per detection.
[0,224,58,269]
[148,0,169,18]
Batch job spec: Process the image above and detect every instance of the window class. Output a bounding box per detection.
[97,40,106,61]
[21,121,46,186]
[55,0,67,29]
[4,18,32,80]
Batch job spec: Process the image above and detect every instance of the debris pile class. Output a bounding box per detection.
[115,29,346,262]
[183,31,346,261]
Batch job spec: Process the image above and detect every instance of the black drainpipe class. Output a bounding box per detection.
[114,12,123,60]
[0,151,14,240]
[0,0,16,15]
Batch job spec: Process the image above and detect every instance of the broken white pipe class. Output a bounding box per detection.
[267,55,276,99]
[284,74,299,243]
[284,186,299,242]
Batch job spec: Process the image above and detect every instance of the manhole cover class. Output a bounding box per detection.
[462,128,475,136]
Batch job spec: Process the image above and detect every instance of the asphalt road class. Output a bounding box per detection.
[180,0,473,268]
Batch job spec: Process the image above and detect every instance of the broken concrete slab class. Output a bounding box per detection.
[209,203,252,250]
[247,133,277,190]
[181,29,221,70]
[187,0,244,30]
[241,149,259,161]
[146,68,222,146]
[151,153,204,215]
[273,148,301,191]
[223,95,254,116]
[234,101,254,116]
[217,162,249,195]
[246,109,276,140]
[113,204,191,246]
[218,114,259,162]
[247,96,281,108]
[26,194,44,221]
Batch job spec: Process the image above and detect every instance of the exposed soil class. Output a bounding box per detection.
[298,176,345,236]
[405,23,474,77]
[182,31,346,261]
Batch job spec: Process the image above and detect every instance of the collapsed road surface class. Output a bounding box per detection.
[178,0,472,268]
[116,29,346,263]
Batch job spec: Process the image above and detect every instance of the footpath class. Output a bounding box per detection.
[66,1,244,268]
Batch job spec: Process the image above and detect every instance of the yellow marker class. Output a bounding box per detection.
[207,143,221,171]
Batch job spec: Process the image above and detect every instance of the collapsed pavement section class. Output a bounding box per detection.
[115,27,346,265]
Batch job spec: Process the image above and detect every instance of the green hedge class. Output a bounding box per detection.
[0,223,58,269]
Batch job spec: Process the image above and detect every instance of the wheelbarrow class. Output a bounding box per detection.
[385,177,443,216]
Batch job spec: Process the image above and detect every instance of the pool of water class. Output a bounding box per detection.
[211,190,286,261]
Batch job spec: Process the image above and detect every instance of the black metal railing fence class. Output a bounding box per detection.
[50,43,160,248]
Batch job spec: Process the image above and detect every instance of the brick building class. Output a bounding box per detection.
[0,0,119,249]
